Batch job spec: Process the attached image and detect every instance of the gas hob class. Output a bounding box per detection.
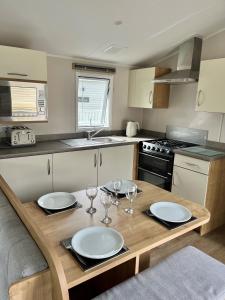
[142,139,196,156]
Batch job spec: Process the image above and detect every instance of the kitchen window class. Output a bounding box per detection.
[75,72,113,131]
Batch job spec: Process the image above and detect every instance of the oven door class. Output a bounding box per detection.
[138,167,172,191]
[138,151,173,176]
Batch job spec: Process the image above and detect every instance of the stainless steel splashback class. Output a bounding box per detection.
[166,126,208,145]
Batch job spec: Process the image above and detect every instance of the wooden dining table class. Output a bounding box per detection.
[17,180,210,299]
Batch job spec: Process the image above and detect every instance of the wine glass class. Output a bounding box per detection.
[125,183,137,214]
[111,179,122,206]
[86,186,98,214]
[100,192,112,224]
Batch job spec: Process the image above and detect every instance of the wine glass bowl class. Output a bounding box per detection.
[86,186,98,214]
[125,183,137,214]
[100,192,112,224]
[111,179,122,206]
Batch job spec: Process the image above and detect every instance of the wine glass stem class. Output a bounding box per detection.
[130,198,133,210]
[90,198,93,209]
[105,207,109,218]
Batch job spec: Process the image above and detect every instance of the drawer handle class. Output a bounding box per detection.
[138,167,169,180]
[184,162,199,168]
[7,72,28,77]
[140,152,170,162]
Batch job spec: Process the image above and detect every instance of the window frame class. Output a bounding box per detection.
[75,70,113,132]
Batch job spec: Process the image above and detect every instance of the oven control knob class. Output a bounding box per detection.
[165,149,170,154]
[152,147,155,151]
[160,148,164,153]
[143,145,146,149]
[156,147,160,152]
[147,146,150,150]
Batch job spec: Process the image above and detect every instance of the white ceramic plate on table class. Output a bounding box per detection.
[104,180,135,195]
[150,201,192,223]
[71,226,124,259]
[37,192,76,210]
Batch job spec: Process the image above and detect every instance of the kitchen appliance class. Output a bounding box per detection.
[138,126,208,191]
[0,80,47,122]
[6,126,36,146]
[126,121,140,137]
[153,37,202,84]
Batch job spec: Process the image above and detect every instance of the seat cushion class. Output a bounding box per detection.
[0,190,48,300]
[94,246,225,300]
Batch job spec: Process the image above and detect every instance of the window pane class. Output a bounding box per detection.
[77,76,110,128]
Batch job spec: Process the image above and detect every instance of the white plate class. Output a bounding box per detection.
[37,192,76,210]
[104,180,135,194]
[150,201,192,223]
[71,226,124,259]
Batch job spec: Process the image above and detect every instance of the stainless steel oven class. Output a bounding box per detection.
[0,80,47,122]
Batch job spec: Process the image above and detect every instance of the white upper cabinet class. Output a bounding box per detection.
[0,45,47,82]
[128,67,170,109]
[196,58,225,113]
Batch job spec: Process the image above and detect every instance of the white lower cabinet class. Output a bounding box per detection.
[53,145,134,191]
[0,154,53,202]
[172,154,209,206]
[53,149,98,192]
[98,145,134,186]
[0,145,134,201]
[172,165,208,206]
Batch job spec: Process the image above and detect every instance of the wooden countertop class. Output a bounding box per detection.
[22,181,210,289]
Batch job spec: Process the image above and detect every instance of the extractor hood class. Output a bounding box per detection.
[153,37,202,84]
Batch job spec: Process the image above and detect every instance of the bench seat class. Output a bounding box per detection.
[94,246,225,300]
[0,190,48,300]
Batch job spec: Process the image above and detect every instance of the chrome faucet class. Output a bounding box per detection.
[86,128,104,140]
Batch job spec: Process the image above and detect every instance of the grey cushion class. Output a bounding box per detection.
[0,190,48,300]
[94,246,225,300]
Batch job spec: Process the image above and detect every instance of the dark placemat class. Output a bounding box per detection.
[100,187,142,198]
[61,237,129,271]
[143,209,197,230]
[36,201,82,216]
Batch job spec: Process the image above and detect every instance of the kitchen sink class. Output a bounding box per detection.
[61,137,126,147]
[91,137,118,143]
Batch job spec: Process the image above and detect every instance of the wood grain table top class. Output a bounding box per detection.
[23,181,210,289]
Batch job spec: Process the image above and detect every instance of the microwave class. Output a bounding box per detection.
[0,80,48,122]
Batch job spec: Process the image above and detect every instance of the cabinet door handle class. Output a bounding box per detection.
[7,72,28,77]
[149,90,153,104]
[47,158,51,175]
[197,89,203,106]
[100,153,102,167]
[94,153,97,167]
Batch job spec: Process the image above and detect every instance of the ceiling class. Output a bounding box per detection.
[0,0,225,66]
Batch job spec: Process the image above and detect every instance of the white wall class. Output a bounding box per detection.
[29,57,142,135]
[142,30,225,142]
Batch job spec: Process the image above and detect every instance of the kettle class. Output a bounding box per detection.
[126,121,140,137]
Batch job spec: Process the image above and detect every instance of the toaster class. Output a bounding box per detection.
[6,126,36,146]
